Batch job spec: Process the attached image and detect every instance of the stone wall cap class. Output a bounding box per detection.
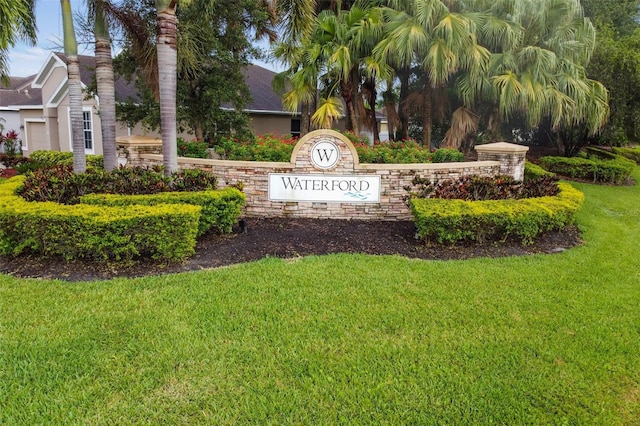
[116,135,162,146]
[475,142,529,154]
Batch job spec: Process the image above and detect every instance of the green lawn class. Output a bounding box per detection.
[1,169,639,425]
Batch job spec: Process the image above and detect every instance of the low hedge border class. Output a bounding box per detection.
[410,182,584,245]
[0,176,244,262]
[612,146,640,165]
[29,150,104,169]
[524,162,555,180]
[539,151,635,184]
[81,188,245,237]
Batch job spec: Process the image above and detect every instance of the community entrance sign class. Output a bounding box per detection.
[268,131,381,203]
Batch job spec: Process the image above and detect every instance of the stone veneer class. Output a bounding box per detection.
[117,130,528,220]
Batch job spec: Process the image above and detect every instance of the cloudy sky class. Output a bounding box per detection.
[7,0,278,77]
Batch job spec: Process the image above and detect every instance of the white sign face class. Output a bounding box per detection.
[310,139,340,169]
[269,174,381,203]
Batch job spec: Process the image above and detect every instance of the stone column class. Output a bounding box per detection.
[475,142,529,181]
[116,135,162,167]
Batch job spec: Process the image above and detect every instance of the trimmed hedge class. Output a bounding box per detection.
[29,150,104,169]
[539,150,635,184]
[0,177,200,261]
[612,146,640,164]
[0,176,245,262]
[524,161,555,180]
[81,188,245,236]
[410,183,584,245]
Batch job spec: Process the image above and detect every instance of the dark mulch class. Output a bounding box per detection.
[0,218,582,282]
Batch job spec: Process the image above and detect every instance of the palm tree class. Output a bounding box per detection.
[373,0,490,146]
[447,0,608,152]
[156,0,179,175]
[0,0,37,84]
[91,0,118,171]
[61,0,87,173]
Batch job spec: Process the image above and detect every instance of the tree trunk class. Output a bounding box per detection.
[61,0,85,173]
[363,76,379,143]
[397,68,410,141]
[341,79,359,135]
[157,2,178,175]
[301,101,310,136]
[422,83,432,147]
[94,4,117,171]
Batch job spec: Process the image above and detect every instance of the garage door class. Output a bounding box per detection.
[25,121,48,153]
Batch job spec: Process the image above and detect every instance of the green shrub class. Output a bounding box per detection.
[18,166,218,204]
[29,150,104,169]
[0,177,200,261]
[612,146,640,164]
[539,152,635,184]
[524,161,555,180]
[214,134,464,164]
[407,175,560,201]
[410,183,584,245]
[177,138,210,159]
[81,187,245,236]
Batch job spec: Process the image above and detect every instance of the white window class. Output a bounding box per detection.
[67,107,95,154]
[82,111,93,151]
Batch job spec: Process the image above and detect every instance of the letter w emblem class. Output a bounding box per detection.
[315,148,335,163]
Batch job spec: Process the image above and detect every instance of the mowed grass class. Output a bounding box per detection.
[1,170,639,425]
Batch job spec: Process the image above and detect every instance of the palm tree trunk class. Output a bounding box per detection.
[94,2,118,171]
[363,76,379,143]
[422,82,432,147]
[156,0,178,175]
[61,0,86,173]
[301,102,310,136]
[397,68,410,141]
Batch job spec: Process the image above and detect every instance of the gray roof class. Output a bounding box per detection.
[0,75,42,107]
[242,64,294,114]
[54,52,141,103]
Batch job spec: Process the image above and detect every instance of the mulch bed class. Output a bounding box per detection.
[0,218,582,282]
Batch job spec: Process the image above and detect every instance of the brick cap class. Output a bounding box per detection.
[116,135,162,146]
[475,142,529,154]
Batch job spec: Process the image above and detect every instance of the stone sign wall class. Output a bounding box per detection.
[117,130,528,220]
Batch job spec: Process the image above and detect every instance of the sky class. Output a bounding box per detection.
[7,0,278,77]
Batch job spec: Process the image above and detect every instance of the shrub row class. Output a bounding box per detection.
[177,138,210,159]
[0,176,245,261]
[539,149,635,184]
[18,166,218,204]
[29,150,104,169]
[524,161,555,180]
[410,182,584,245]
[213,133,464,164]
[81,188,245,237]
[612,146,640,164]
[406,175,560,201]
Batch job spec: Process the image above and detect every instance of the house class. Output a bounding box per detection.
[0,75,42,144]
[6,52,301,156]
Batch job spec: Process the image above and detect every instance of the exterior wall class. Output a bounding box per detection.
[118,131,529,221]
[40,66,67,105]
[0,109,21,138]
[250,114,296,136]
[19,109,47,155]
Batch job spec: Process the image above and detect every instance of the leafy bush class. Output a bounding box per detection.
[177,138,210,159]
[214,134,298,162]
[406,175,560,201]
[0,129,21,156]
[214,133,464,164]
[0,177,200,261]
[29,150,104,169]
[410,182,584,245]
[524,162,555,180]
[539,151,635,184]
[354,139,464,164]
[82,187,245,236]
[0,154,31,170]
[18,166,218,204]
[612,146,640,164]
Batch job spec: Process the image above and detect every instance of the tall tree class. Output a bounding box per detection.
[91,0,118,171]
[156,0,179,174]
[0,0,37,84]
[61,0,87,173]
[373,0,490,146]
